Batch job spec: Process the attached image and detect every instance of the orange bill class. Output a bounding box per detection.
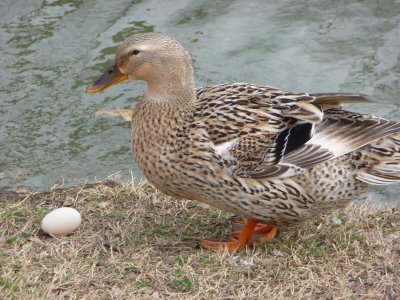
[86,63,128,93]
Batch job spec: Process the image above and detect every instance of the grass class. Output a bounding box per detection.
[0,180,399,299]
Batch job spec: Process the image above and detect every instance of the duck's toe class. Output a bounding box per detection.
[231,222,278,244]
[200,218,278,251]
[199,239,249,251]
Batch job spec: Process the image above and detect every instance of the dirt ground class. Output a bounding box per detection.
[1,180,399,299]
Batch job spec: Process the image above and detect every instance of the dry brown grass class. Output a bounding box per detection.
[1,180,399,299]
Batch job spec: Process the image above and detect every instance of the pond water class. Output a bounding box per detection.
[1,0,400,207]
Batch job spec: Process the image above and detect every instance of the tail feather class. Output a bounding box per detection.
[311,93,372,111]
[355,133,400,185]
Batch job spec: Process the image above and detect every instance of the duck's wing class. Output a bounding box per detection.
[284,108,400,168]
[194,83,371,179]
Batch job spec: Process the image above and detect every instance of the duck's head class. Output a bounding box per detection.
[87,32,195,98]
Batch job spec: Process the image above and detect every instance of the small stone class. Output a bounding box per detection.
[232,256,256,273]
[111,287,122,298]
[63,196,75,206]
[331,215,342,225]
[97,201,109,208]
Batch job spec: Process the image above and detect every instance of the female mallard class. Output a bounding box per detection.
[87,33,400,251]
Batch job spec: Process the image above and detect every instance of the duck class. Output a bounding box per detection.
[87,32,400,251]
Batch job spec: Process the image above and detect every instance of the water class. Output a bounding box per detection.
[1,0,400,206]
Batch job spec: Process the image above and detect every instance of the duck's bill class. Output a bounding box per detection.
[86,64,128,93]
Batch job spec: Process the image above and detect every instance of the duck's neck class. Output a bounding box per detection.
[144,85,196,109]
[143,63,197,108]
[133,76,196,139]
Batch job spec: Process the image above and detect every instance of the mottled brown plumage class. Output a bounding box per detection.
[87,33,400,250]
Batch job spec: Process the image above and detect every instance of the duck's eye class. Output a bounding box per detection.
[131,50,141,55]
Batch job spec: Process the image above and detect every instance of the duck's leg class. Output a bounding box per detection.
[200,218,257,251]
[230,220,278,245]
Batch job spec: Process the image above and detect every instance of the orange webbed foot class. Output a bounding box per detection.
[231,220,278,244]
[200,218,278,251]
[199,239,248,252]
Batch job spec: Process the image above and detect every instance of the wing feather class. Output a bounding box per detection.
[284,109,400,169]
[195,84,397,179]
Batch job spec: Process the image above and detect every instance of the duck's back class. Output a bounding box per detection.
[185,83,400,225]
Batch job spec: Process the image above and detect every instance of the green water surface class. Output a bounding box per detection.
[1,0,399,206]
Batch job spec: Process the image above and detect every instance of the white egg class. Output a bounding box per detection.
[41,207,81,236]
